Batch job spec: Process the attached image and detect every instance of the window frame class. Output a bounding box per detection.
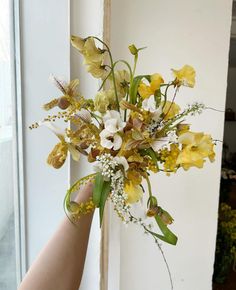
[11,0,26,283]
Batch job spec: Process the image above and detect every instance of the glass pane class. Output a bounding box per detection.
[0,0,17,288]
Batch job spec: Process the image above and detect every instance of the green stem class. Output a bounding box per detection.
[124,91,129,122]
[162,82,172,109]
[161,87,178,122]
[132,54,138,78]
[145,175,153,198]
[98,70,112,90]
[113,60,133,77]
[91,36,120,112]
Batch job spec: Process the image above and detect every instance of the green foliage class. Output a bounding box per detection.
[213,203,236,283]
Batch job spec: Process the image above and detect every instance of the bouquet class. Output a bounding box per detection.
[30,35,215,248]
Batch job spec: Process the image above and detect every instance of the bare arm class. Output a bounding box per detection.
[18,182,94,290]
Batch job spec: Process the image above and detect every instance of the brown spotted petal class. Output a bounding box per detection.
[47,142,68,169]
[76,108,92,123]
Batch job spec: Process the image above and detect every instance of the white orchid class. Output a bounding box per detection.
[151,131,177,151]
[114,156,129,171]
[103,110,126,133]
[142,96,162,121]
[99,110,126,150]
[99,129,122,150]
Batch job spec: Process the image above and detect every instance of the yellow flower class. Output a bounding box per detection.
[176,131,215,170]
[47,142,68,169]
[71,36,106,79]
[172,65,196,88]
[94,90,116,113]
[138,74,164,99]
[161,100,180,120]
[86,61,107,79]
[71,35,85,52]
[43,78,80,111]
[112,70,130,98]
[127,170,142,185]
[124,181,143,204]
[176,124,190,136]
[44,123,80,169]
[83,37,104,64]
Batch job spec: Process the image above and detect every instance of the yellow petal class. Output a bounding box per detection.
[124,181,143,204]
[138,82,153,99]
[161,101,180,120]
[68,144,80,161]
[150,73,164,92]
[172,65,196,88]
[71,35,85,52]
[86,62,107,79]
[47,142,68,169]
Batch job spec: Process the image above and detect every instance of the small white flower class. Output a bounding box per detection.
[113,156,129,171]
[103,110,126,133]
[100,129,122,150]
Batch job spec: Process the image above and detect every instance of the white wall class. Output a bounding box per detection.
[21,1,102,289]
[20,0,70,267]
[110,1,233,290]
[70,1,104,289]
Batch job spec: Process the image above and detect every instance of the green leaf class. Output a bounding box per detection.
[129,75,150,104]
[99,181,111,227]
[139,148,159,169]
[92,172,104,207]
[154,89,162,107]
[153,214,178,245]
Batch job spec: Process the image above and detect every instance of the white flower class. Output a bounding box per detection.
[103,110,126,133]
[113,156,129,171]
[151,131,177,151]
[100,129,122,150]
[151,137,170,151]
[142,96,162,121]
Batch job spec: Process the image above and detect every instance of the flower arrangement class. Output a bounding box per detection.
[30,35,216,248]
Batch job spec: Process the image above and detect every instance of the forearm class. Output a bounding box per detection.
[18,183,94,290]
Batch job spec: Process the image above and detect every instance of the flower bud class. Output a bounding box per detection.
[158,207,174,225]
[128,44,138,55]
[147,206,158,217]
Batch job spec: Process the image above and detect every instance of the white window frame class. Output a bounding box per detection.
[11,0,26,283]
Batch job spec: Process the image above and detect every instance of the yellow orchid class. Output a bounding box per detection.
[43,78,80,111]
[138,73,164,99]
[47,142,68,169]
[83,37,104,64]
[176,131,215,170]
[44,122,80,169]
[86,61,107,79]
[71,35,85,52]
[161,100,180,120]
[172,65,196,88]
[127,170,142,185]
[71,36,106,79]
[124,180,143,203]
